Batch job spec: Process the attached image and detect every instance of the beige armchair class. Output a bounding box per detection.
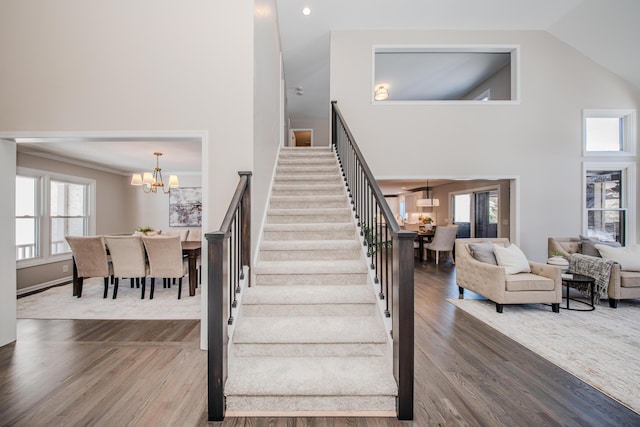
[456,238,562,313]
[548,237,640,308]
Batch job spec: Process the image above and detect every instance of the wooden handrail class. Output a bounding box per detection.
[332,101,415,420]
[205,171,252,421]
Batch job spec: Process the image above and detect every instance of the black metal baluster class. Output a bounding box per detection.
[239,203,244,280]
[384,222,390,317]
[227,235,234,325]
[374,202,380,285]
[236,206,242,292]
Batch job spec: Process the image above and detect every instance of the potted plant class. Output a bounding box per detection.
[135,226,155,236]
[548,250,569,270]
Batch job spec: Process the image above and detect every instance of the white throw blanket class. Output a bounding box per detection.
[568,254,615,303]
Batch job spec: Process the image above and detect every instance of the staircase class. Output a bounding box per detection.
[224,146,397,415]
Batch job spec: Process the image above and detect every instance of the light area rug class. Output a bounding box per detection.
[449,298,640,414]
[18,279,201,320]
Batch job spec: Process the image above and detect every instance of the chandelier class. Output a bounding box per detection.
[130,152,179,194]
[416,179,439,207]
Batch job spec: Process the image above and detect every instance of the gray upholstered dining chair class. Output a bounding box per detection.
[104,235,148,299]
[65,235,112,298]
[424,225,459,264]
[142,236,187,299]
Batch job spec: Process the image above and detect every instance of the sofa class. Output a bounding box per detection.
[456,238,562,313]
[548,237,640,308]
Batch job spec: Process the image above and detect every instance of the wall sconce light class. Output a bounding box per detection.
[374,86,389,101]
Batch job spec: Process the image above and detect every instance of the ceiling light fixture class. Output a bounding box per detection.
[131,152,179,194]
[417,179,439,207]
[302,7,311,15]
[374,86,389,101]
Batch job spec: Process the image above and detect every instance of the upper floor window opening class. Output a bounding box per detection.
[583,109,636,157]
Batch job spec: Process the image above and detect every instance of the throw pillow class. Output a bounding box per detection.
[493,243,531,275]
[582,239,621,257]
[468,241,498,265]
[594,244,640,271]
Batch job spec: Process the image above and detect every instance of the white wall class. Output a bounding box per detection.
[0,140,17,346]
[0,0,259,349]
[253,0,284,256]
[131,174,203,233]
[330,30,640,261]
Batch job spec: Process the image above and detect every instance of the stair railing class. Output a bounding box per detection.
[331,101,415,421]
[205,171,252,421]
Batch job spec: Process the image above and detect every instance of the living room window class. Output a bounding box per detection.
[583,163,636,245]
[16,168,95,266]
[583,109,636,156]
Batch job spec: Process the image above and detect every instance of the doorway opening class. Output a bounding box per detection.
[291,129,313,147]
[452,187,500,238]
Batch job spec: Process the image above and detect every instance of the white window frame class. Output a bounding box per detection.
[371,44,521,105]
[582,162,636,245]
[16,167,96,268]
[583,109,636,157]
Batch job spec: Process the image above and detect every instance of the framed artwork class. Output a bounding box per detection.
[169,187,202,227]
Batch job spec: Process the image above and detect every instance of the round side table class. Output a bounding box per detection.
[561,273,596,311]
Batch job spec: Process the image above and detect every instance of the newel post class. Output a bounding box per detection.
[393,230,415,420]
[206,231,229,421]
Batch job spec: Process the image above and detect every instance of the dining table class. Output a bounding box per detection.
[181,241,201,297]
[415,231,435,262]
[72,240,202,297]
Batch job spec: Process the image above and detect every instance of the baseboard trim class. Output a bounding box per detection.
[17,277,72,298]
[224,410,397,418]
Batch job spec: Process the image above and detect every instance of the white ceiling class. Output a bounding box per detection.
[12,1,639,173]
[277,0,640,122]
[15,137,202,175]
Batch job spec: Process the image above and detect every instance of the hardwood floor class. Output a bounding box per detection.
[1,261,638,426]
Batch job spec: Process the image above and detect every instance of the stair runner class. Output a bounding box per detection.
[224,146,397,415]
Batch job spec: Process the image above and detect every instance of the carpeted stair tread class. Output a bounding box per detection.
[242,285,375,305]
[259,240,362,261]
[225,356,397,396]
[279,152,335,158]
[268,208,351,216]
[267,208,352,223]
[270,195,347,204]
[255,260,368,275]
[263,223,355,233]
[272,183,344,191]
[276,166,339,174]
[233,316,387,344]
[274,174,342,182]
[260,240,361,251]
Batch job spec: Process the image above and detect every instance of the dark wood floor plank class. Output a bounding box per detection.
[1,261,639,426]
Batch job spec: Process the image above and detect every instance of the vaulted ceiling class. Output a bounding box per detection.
[13,1,640,174]
[277,0,640,123]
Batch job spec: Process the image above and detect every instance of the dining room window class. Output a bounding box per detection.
[16,168,95,266]
[15,175,40,261]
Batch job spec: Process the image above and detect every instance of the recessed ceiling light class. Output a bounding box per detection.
[302,7,311,16]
